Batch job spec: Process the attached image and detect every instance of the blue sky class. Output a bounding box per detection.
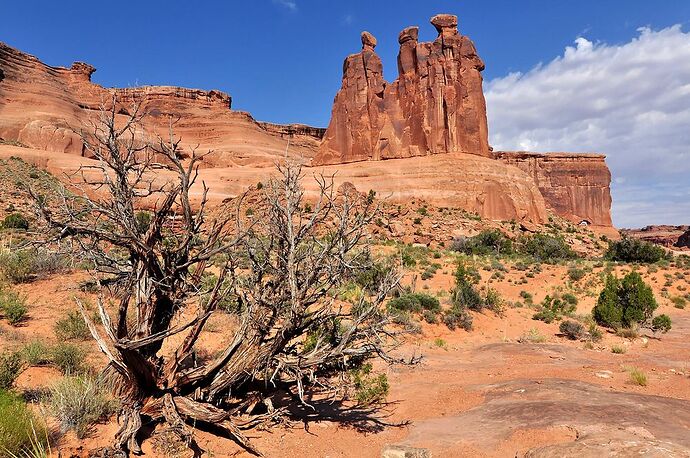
[3,0,687,126]
[2,1,690,227]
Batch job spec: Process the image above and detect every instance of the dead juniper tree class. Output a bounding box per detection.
[35,96,404,456]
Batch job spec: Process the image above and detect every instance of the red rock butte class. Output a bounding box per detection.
[0,13,613,228]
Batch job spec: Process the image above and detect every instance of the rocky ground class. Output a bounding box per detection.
[2,233,689,456]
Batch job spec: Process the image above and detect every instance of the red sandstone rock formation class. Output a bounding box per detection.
[622,225,690,249]
[0,42,322,166]
[315,14,490,165]
[495,152,613,227]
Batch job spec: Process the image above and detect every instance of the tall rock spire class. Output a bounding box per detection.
[315,14,490,165]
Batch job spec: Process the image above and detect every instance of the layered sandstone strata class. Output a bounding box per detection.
[495,152,613,227]
[315,14,490,165]
[0,42,322,166]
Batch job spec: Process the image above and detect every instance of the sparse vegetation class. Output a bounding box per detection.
[627,367,647,386]
[0,290,28,326]
[559,320,584,340]
[47,375,116,439]
[20,340,51,367]
[350,363,389,405]
[611,344,627,354]
[520,327,546,343]
[2,212,29,230]
[606,236,668,263]
[51,343,86,375]
[0,389,49,457]
[0,248,68,283]
[532,294,576,323]
[0,352,23,390]
[451,229,513,256]
[54,310,90,340]
[518,233,576,263]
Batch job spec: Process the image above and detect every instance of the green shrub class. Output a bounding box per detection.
[350,363,389,405]
[651,314,672,333]
[559,320,584,340]
[0,352,23,390]
[532,295,576,323]
[388,293,440,314]
[605,236,668,263]
[0,389,49,457]
[54,310,90,340]
[0,249,68,283]
[2,213,29,230]
[451,262,483,311]
[588,323,603,342]
[451,229,513,256]
[518,233,577,262]
[442,307,473,331]
[51,343,86,375]
[47,375,116,439]
[567,265,586,282]
[671,296,687,309]
[592,272,659,330]
[21,340,52,367]
[134,210,152,234]
[0,291,28,326]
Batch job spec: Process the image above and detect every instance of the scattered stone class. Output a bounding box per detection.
[381,445,431,458]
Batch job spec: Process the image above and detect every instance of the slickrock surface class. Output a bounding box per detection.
[315,14,490,165]
[495,152,613,227]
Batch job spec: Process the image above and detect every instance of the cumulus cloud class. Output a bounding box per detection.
[273,0,297,11]
[485,25,690,228]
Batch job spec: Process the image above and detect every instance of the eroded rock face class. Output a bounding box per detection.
[495,152,613,227]
[315,14,490,165]
[0,41,322,165]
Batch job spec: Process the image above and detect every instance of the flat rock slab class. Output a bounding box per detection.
[404,379,690,455]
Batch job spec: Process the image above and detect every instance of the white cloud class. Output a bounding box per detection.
[273,0,297,11]
[485,25,690,228]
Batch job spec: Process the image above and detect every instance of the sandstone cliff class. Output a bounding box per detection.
[0,42,322,166]
[315,14,490,165]
[495,152,612,227]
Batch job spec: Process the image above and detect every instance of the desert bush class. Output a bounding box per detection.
[519,327,546,343]
[567,265,586,282]
[134,210,152,234]
[451,261,483,311]
[2,212,29,230]
[51,343,86,375]
[651,314,672,334]
[532,295,576,323]
[592,272,666,331]
[47,375,116,439]
[0,290,28,326]
[671,296,687,309]
[518,233,576,263]
[588,323,603,342]
[21,340,51,367]
[0,249,68,283]
[350,363,389,405]
[627,367,647,386]
[0,389,49,457]
[442,307,473,331]
[605,236,668,263]
[483,287,503,313]
[611,344,627,354]
[451,229,513,256]
[0,352,23,390]
[54,310,90,340]
[559,320,584,340]
[388,292,440,314]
